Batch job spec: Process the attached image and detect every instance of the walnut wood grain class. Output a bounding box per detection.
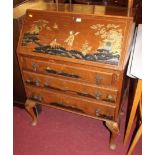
[23,70,118,103]
[16,6,135,150]
[25,85,116,120]
[17,9,134,71]
[20,56,120,87]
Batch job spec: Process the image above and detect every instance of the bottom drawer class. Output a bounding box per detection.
[25,86,116,121]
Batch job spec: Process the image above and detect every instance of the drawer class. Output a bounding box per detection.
[25,85,116,120]
[20,57,115,87]
[23,71,118,103]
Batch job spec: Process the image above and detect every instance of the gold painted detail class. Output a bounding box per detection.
[80,40,92,56]
[50,39,60,47]
[30,20,51,34]
[64,31,80,48]
[53,23,59,29]
[90,24,123,55]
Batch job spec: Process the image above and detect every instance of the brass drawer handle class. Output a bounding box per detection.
[44,81,49,87]
[106,95,115,103]
[95,92,102,100]
[96,75,103,85]
[45,67,80,79]
[31,95,42,101]
[32,63,38,71]
[25,79,40,86]
[95,108,100,117]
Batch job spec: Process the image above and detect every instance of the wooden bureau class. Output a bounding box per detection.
[16,3,135,150]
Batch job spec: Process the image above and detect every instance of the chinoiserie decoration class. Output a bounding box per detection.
[22,20,123,65]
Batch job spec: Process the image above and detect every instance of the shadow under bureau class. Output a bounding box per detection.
[16,4,135,150]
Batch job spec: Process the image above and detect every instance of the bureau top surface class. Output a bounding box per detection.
[17,4,134,71]
[13,1,134,19]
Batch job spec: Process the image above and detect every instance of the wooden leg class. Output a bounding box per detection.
[25,99,38,126]
[105,121,119,150]
[127,124,142,155]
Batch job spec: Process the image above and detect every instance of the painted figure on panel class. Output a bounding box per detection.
[50,39,60,47]
[64,31,80,48]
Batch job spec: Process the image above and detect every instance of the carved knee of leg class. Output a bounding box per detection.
[105,121,119,150]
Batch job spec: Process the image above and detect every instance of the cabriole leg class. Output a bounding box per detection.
[25,99,38,126]
[105,121,119,150]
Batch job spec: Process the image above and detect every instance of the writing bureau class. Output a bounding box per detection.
[16,3,135,150]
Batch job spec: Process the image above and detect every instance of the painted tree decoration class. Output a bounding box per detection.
[90,24,123,55]
[22,20,51,46]
[30,20,51,34]
[80,40,92,56]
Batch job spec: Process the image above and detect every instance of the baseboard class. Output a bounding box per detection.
[13,100,25,108]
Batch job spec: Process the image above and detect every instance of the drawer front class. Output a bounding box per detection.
[25,86,116,120]
[23,71,118,103]
[21,57,115,87]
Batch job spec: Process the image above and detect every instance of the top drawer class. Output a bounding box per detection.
[20,56,119,87]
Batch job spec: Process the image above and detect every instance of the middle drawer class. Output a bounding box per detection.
[23,70,118,104]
